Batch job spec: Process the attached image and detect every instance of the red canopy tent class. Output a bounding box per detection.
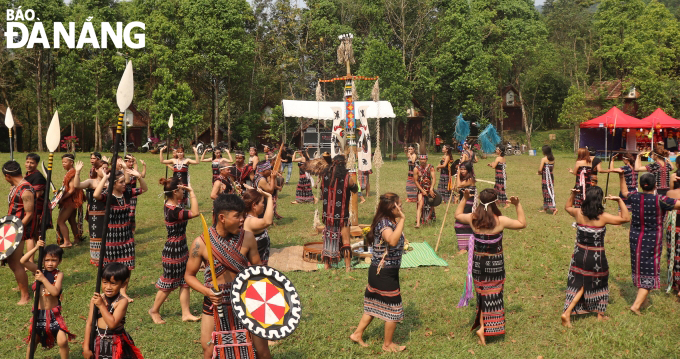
[579,106,651,128]
[642,108,680,128]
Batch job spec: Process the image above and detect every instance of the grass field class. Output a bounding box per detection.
[1,150,679,359]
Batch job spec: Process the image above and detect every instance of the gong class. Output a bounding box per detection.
[231,266,301,340]
[0,215,24,261]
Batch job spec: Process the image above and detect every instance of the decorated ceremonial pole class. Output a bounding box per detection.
[165,114,173,179]
[89,61,134,352]
[4,107,14,160]
[27,111,60,359]
[604,112,617,204]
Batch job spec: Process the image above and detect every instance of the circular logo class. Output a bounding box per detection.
[0,215,23,261]
[231,266,301,340]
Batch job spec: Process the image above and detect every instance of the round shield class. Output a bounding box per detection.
[231,266,301,340]
[427,190,443,207]
[0,215,24,261]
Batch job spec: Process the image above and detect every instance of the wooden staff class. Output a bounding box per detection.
[4,107,14,160]
[28,111,60,359]
[200,214,229,358]
[89,61,134,352]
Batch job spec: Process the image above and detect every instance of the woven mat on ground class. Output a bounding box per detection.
[267,246,318,272]
[316,242,448,270]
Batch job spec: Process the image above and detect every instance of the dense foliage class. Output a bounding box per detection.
[2,0,680,151]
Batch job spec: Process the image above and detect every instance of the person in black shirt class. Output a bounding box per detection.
[280,144,293,184]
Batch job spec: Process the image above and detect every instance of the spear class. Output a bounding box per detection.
[89,60,134,352]
[5,107,14,160]
[165,114,173,179]
[27,111,60,359]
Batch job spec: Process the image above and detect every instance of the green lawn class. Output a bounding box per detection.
[1,151,679,359]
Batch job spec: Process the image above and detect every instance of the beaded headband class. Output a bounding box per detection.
[419,154,428,160]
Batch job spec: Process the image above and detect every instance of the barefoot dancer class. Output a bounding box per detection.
[665,176,680,297]
[488,147,508,208]
[148,178,200,324]
[321,155,357,271]
[561,187,629,328]
[350,193,407,353]
[243,188,274,265]
[291,149,316,204]
[413,154,436,227]
[635,149,672,196]
[620,172,680,314]
[3,160,33,305]
[56,154,84,248]
[455,189,526,346]
[24,153,50,263]
[538,145,557,214]
[436,145,453,203]
[93,168,148,302]
[610,153,638,211]
[405,146,417,203]
[454,161,476,253]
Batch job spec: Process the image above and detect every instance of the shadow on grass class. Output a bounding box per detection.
[612,276,638,306]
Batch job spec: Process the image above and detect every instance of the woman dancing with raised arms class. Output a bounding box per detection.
[200,147,232,184]
[290,149,317,204]
[455,188,525,346]
[620,171,680,314]
[454,161,476,253]
[488,147,508,208]
[436,145,453,203]
[73,160,108,265]
[610,153,637,210]
[538,145,557,214]
[634,149,672,196]
[561,186,629,328]
[350,193,406,352]
[148,177,200,324]
[159,145,199,206]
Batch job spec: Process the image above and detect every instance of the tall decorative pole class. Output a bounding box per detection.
[27,111,60,359]
[337,33,359,226]
[89,61,134,352]
[5,107,14,160]
[165,114,173,179]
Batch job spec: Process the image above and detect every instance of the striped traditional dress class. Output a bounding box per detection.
[454,186,476,250]
[542,162,555,210]
[646,162,672,196]
[98,187,142,269]
[86,188,106,265]
[364,219,405,322]
[295,163,314,203]
[406,160,417,202]
[437,159,451,203]
[564,225,609,315]
[573,166,592,208]
[620,165,638,210]
[416,164,436,225]
[156,203,191,291]
[358,170,372,197]
[494,162,507,204]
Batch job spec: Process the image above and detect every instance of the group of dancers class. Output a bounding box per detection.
[5,138,680,357]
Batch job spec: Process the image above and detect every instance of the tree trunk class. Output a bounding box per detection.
[36,50,44,152]
[213,77,219,145]
[95,79,101,151]
[429,92,434,147]
[574,124,579,153]
[517,82,531,150]
[227,78,232,148]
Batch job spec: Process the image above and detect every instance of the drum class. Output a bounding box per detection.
[302,242,323,263]
[0,215,24,261]
[427,190,443,207]
[231,266,302,340]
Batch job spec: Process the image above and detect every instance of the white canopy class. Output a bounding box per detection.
[282,100,396,119]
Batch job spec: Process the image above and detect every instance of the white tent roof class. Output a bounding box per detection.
[282,100,396,119]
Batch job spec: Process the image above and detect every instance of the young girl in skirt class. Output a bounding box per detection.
[124,155,146,234]
[148,178,201,324]
[562,186,629,327]
[350,193,406,352]
[454,161,476,253]
[538,145,557,214]
[634,149,672,196]
[83,263,143,359]
[436,145,453,203]
[291,149,317,204]
[93,169,147,302]
[21,241,75,359]
[488,147,508,208]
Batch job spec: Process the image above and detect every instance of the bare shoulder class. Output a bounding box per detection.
[242,230,257,248]
[190,236,205,258]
